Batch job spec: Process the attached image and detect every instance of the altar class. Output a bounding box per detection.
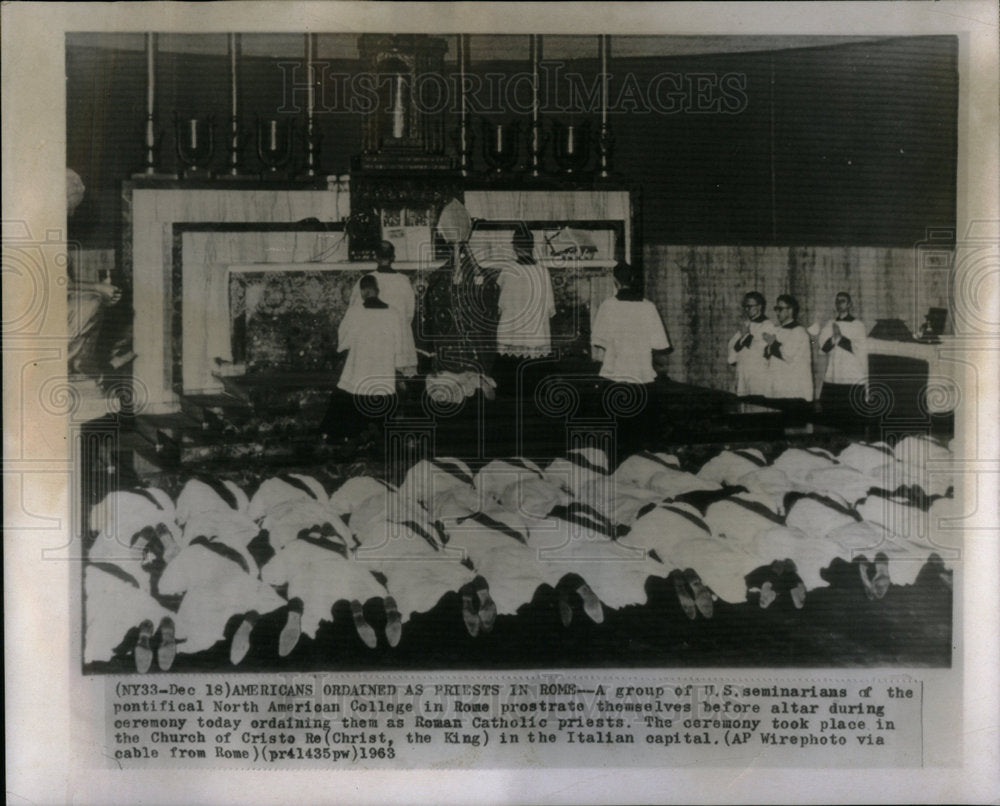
[128,184,637,412]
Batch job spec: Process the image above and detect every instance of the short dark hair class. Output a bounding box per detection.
[512,229,534,253]
[613,262,637,288]
[743,292,766,308]
[375,240,395,262]
[359,274,380,294]
[836,291,852,303]
[776,293,799,319]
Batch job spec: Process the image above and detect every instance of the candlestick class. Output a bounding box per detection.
[530,35,539,127]
[229,34,238,115]
[456,34,472,175]
[146,33,155,112]
[133,32,174,178]
[597,35,614,179]
[393,75,405,139]
[458,35,468,122]
[529,34,543,177]
[600,35,609,127]
[223,33,253,178]
[305,33,315,120]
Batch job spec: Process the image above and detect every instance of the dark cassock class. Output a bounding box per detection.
[419,244,501,399]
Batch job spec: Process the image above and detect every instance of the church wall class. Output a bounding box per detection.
[66,36,957,251]
[644,244,952,391]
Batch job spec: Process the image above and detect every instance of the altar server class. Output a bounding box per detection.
[818,292,868,422]
[349,240,418,374]
[763,294,814,405]
[591,263,670,457]
[493,229,556,395]
[727,292,775,398]
[322,274,407,441]
[592,262,670,385]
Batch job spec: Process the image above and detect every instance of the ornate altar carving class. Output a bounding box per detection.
[354,34,452,171]
[346,172,463,261]
[348,35,459,260]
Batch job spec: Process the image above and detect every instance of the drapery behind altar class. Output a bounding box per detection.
[645,244,953,396]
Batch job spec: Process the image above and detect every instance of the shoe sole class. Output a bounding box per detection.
[135,620,154,674]
[156,618,176,671]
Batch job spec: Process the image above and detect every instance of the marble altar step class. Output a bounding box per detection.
[126,387,340,470]
[130,410,335,470]
[213,373,339,411]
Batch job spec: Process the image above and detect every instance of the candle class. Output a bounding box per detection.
[146,33,155,113]
[458,35,468,121]
[530,35,540,126]
[392,75,405,138]
[269,120,277,151]
[600,35,608,126]
[305,33,315,119]
[529,35,542,175]
[566,125,574,155]
[458,35,468,165]
[229,33,238,116]
[190,119,198,150]
[496,124,503,152]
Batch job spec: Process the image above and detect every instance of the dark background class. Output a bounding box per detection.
[66,35,957,250]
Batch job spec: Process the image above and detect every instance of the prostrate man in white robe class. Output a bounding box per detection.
[762,294,814,415]
[727,291,775,399]
[817,291,868,428]
[348,240,418,375]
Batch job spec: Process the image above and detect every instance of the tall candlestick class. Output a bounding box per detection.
[305,33,315,119]
[229,33,238,116]
[530,35,540,127]
[138,32,161,176]
[269,120,277,151]
[457,34,471,175]
[190,119,198,150]
[529,34,543,177]
[393,75,405,138]
[600,35,609,127]
[146,33,155,112]
[597,35,613,179]
[226,33,247,177]
[458,35,468,122]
